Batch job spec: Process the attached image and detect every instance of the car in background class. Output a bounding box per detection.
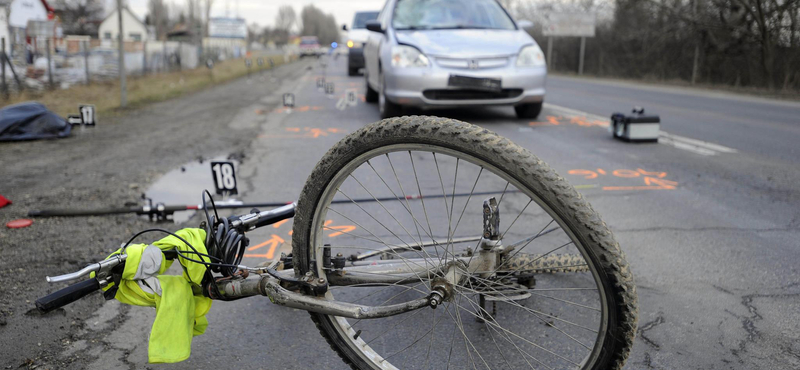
[343,11,380,76]
[299,36,321,57]
[363,0,546,119]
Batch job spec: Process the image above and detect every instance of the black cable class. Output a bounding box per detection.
[112,190,251,303]
[200,190,249,277]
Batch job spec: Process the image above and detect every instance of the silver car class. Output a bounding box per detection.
[363,0,546,119]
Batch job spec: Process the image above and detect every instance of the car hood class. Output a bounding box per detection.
[395,29,532,58]
[348,29,371,43]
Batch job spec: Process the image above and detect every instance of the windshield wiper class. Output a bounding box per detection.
[430,25,495,30]
[395,25,433,30]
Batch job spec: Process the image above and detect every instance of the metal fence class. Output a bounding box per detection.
[1,39,202,96]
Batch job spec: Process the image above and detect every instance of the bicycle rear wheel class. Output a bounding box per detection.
[292,116,637,370]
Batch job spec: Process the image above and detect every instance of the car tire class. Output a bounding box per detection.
[348,67,359,76]
[515,102,543,119]
[379,72,402,119]
[364,73,378,103]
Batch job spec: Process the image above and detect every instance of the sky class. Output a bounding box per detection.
[115,0,386,30]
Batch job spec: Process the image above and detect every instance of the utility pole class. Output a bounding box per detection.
[83,40,90,85]
[1,38,7,98]
[691,0,700,85]
[578,37,586,75]
[45,39,53,88]
[117,0,127,107]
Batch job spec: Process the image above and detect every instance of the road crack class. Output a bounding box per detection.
[638,313,665,351]
[724,282,800,363]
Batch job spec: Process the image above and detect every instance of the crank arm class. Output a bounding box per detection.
[212,275,433,319]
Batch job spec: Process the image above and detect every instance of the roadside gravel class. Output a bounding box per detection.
[0,59,311,368]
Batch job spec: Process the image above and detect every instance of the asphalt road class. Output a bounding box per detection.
[5,56,799,369]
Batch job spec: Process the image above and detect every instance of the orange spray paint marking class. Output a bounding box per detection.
[272,219,289,228]
[546,116,562,125]
[568,167,678,191]
[570,116,588,126]
[612,169,641,178]
[644,177,678,188]
[306,128,328,138]
[603,177,678,191]
[636,168,667,178]
[323,220,357,238]
[568,169,598,179]
[244,234,285,259]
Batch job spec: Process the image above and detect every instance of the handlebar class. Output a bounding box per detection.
[229,202,296,230]
[36,202,296,312]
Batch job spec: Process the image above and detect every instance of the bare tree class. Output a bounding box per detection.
[275,5,297,32]
[300,4,339,45]
[204,0,215,37]
[53,0,105,36]
[505,0,800,91]
[148,0,169,40]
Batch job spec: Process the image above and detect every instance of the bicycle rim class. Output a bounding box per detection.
[293,120,632,369]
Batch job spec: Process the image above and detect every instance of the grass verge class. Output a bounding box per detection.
[1,52,296,118]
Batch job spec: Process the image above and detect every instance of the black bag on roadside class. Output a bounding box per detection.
[0,102,71,142]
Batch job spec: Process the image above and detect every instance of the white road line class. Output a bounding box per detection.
[659,132,737,153]
[543,103,609,122]
[543,103,737,156]
[657,136,716,156]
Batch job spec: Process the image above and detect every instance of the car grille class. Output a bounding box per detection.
[423,89,523,100]
[436,57,509,69]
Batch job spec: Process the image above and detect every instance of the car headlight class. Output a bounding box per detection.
[347,40,355,48]
[391,45,429,68]
[516,44,546,67]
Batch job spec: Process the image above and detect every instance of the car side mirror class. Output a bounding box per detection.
[517,20,534,29]
[366,21,384,33]
[342,24,348,31]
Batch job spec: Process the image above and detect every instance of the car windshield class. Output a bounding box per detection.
[300,37,319,45]
[393,0,516,30]
[353,12,380,29]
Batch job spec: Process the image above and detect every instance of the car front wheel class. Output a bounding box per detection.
[364,72,378,103]
[515,102,543,119]
[379,72,402,118]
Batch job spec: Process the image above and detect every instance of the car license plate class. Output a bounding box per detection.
[448,75,502,92]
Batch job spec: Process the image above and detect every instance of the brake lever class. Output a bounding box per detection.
[46,254,128,284]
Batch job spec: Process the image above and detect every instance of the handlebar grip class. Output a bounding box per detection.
[36,278,100,313]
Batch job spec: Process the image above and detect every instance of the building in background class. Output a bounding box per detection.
[0,0,53,56]
[204,17,246,59]
[97,6,151,44]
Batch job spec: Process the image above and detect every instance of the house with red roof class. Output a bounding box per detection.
[1,0,54,56]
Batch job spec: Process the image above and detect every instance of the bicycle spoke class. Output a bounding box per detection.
[459,296,554,370]
[309,144,611,369]
[448,299,583,367]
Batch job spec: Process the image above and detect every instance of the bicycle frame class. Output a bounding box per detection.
[211,230,567,319]
[39,197,586,321]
